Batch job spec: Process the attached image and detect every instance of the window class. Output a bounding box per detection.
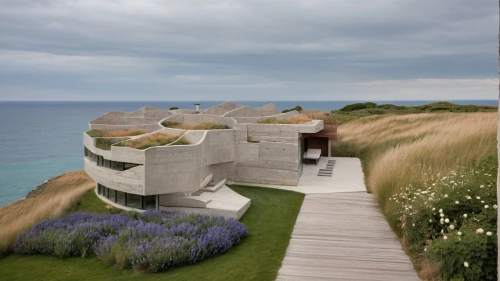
[84,148,98,161]
[95,155,139,172]
[126,194,141,208]
[117,191,126,205]
[143,196,156,210]
[124,163,139,170]
[108,189,116,202]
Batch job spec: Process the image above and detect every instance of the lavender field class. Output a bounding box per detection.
[14,211,248,273]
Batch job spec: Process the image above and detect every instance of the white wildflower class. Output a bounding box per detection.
[463,214,468,218]
[444,194,448,198]
[487,232,493,236]
[445,218,450,223]
[476,228,484,234]
[440,213,444,218]
[485,205,489,209]
[480,185,485,188]
[464,262,469,268]
[443,236,447,240]
[449,225,455,230]
[494,205,498,209]
[457,231,462,236]
[455,201,459,204]
[439,209,443,213]
[476,196,480,199]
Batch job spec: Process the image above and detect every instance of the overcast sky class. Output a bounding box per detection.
[0,0,497,101]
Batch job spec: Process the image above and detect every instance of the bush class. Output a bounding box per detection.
[281,105,303,113]
[169,106,179,110]
[14,211,248,273]
[390,157,497,280]
[339,102,377,112]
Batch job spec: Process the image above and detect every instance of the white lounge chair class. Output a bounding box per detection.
[304,149,321,165]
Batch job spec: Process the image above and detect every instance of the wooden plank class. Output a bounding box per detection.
[277,192,419,281]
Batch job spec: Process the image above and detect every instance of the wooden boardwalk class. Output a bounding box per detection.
[277,192,420,281]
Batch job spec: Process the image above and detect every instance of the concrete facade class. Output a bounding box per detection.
[83,102,331,218]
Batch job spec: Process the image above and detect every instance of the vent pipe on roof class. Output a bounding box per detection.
[194,103,200,111]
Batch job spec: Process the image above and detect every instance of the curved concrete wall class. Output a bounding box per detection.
[143,129,236,195]
[233,110,301,123]
[200,102,242,116]
[84,157,145,194]
[223,106,263,118]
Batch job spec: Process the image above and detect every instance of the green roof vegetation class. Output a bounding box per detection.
[117,133,189,150]
[86,129,147,138]
[95,138,129,150]
[161,121,230,130]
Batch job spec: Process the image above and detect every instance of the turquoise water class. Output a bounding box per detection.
[0,100,496,207]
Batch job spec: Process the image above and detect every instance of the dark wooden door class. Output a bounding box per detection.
[307,137,329,156]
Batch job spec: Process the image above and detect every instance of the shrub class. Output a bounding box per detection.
[14,211,248,273]
[339,102,377,112]
[281,105,303,113]
[391,157,497,280]
[162,121,181,127]
[169,106,179,110]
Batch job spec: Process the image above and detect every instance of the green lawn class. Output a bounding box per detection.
[0,185,304,281]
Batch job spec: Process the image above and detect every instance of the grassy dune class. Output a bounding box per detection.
[0,171,95,255]
[334,112,497,279]
[336,113,497,220]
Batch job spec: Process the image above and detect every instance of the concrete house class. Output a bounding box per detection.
[83,102,336,219]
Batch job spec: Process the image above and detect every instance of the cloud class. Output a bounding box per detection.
[0,0,496,100]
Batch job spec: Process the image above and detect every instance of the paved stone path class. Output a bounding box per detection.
[276,159,420,280]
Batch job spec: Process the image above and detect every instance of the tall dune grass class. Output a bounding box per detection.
[336,113,497,224]
[0,171,95,256]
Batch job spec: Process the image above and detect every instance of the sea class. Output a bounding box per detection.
[0,100,497,207]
